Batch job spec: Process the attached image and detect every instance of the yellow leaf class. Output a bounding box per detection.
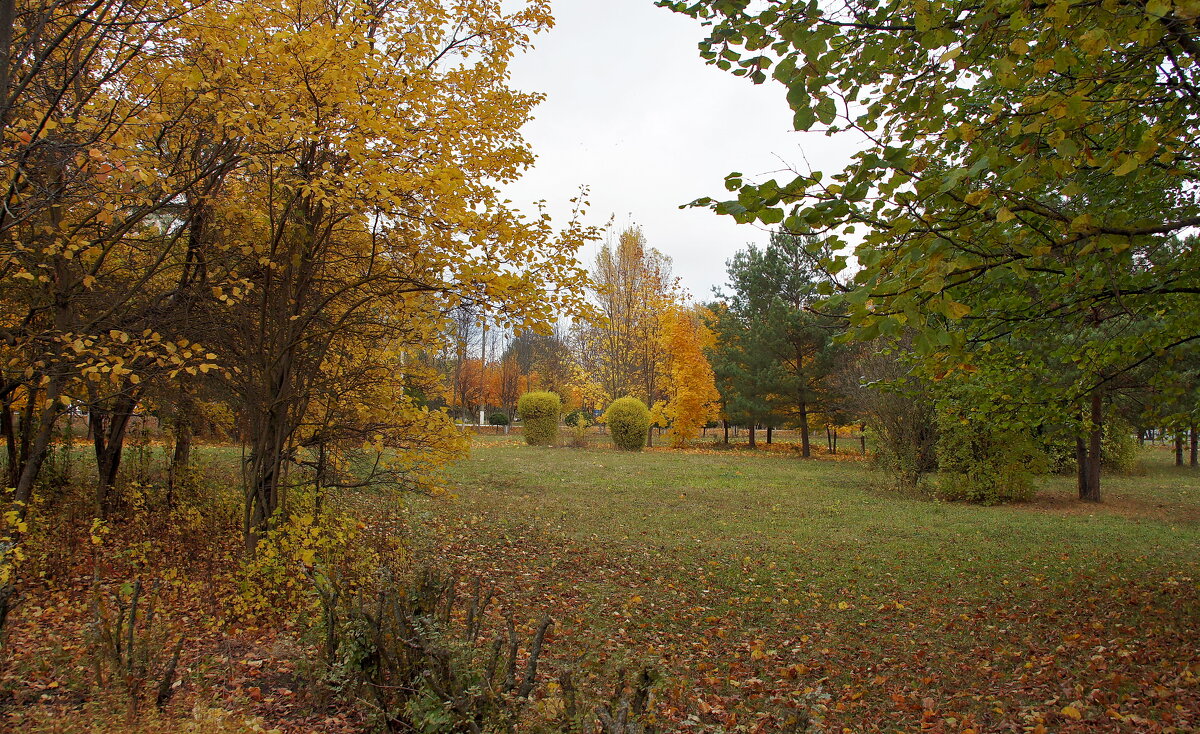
[1061,705,1082,720]
[945,301,971,319]
[1113,157,1137,176]
[1070,213,1096,232]
[964,190,988,206]
[996,207,1015,222]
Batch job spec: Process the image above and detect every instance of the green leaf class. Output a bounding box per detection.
[939,46,961,63]
[816,96,837,125]
[793,106,817,131]
[759,207,784,225]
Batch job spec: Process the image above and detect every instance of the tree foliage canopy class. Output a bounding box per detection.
[662,0,1200,398]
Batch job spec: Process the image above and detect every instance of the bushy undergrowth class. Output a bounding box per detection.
[563,408,593,429]
[935,412,1046,504]
[1042,416,1144,476]
[310,567,656,733]
[567,413,590,449]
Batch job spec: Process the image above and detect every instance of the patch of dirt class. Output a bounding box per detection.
[1021,488,1200,525]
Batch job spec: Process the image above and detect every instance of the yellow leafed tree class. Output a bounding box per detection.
[169,0,596,549]
[659,304,719,447]
[0,0,598,555]
[581,225,677,407]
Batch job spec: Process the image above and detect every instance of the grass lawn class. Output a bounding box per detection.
[405,436,1200,732]
[3,436,1195,732]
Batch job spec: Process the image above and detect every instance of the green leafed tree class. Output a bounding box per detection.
[710,231,841,456]
[705,301,776,447]
[663,0,1200,500]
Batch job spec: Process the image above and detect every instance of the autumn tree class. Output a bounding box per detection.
[496,353,524,418]
[0,0,239,521]
[658,305,719,447]
[506,327,572,396]
[179,0,594,550]
[582,226,676,407]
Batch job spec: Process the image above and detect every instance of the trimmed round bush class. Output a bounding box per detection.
[517,391,561,446]
[488,412,509,426]
[604,397,650,451]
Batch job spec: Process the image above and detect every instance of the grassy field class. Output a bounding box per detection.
[405,435,1200,732]
[3,435,1196,732]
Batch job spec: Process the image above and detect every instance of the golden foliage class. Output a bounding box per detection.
[659,305,720,447]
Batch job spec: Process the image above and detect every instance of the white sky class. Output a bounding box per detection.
[503,0,859,301]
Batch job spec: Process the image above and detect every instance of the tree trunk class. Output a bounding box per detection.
[832,429,838,455]
[1,395,17,489]
[246,402,293,554]
[722,420,728,444]
[90,390,139,517]
[859,428,866,456]
[1077,393,1102,502]
[748,424,756,448]
[18,386,34,479]
[1075,435,1088,497]
[314,442,326,520]
[167,395,193,509]
[13,377,63,512]
[798,401,810,458]
[766,425,773,445]
[1175,432,1184,467]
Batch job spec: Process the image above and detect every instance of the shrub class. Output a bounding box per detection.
[1042,415,1144,476]
[867,386,938,490]
[488,412,509,426]
[88,578,186,715]
[1102,418,1143,475]
[517,391,560,446]
[604,397,650,451]
[311,567,657,732]
[567,413,589,449]
[845,343,939,489]
[935,410,1046,505]
[563,408,592,428]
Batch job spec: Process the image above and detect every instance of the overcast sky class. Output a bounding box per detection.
[502,0,858,301]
